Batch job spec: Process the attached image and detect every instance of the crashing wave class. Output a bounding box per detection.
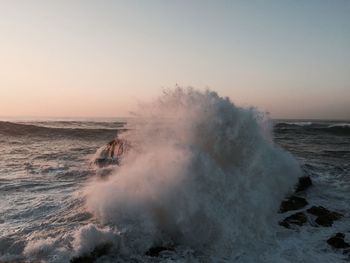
[80,88,301,261]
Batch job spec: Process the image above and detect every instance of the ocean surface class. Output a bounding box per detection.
[0,117,349,262]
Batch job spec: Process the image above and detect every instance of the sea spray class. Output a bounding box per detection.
[82,88,301,260]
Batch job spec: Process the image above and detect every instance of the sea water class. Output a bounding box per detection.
[0,89,349,262]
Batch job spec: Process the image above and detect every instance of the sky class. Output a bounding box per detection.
[0,0,349,119]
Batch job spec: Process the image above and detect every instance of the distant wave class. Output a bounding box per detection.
[328,123,350,128]
[274,121,350,135]
[319,125,350,135]
[279,121,313,127]
[0,121,125,138]
[18,120,127,130]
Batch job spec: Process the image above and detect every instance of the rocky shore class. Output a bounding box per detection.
[279,175,349,258]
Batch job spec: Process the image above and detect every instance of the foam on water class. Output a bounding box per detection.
[80,88,300,261]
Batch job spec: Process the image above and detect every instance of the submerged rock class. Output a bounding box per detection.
[295,176,312,192]
[70,243,112,263]
[279,212,308,228]
[307,206,343,227]
[327,233,350,249]
[279,196,308,213]
[145,246,175,257]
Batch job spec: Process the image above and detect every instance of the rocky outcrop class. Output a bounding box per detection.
[307,206,330,216]
[279,196,308,213]
[277,174,348,258]
[280,204,344,230]
[327,233,350,250]
[279,212,308,228]
[70,243,112,263]
[145,246,175,257]
[307,206,343,227]
[94,138,130,167]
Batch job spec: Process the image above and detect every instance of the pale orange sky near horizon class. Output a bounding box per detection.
[1,1,349,120]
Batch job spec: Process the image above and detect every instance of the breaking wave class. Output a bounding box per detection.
[80,88,300,261]
[321,125,350,135]
[278,121,313,127]
[274,122,350,135]
[0,121,123,139]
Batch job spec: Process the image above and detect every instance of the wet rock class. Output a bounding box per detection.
[343,248,350,255]
[295,176,312,192]
[279,196,308,213]
[94,138,130,167]
[145,246,174,257]
[279,212,308,228]
[307,206,330,216]
[70,243,112,263]
[307,206,343,227]
[327,233,350,249]
[315,214,342,227]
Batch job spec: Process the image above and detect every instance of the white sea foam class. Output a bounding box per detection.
[283,121,313,126]
[72,224,119,255]
[328,123,350,128]
[80,88,301,261]
[23,237,71,263]
[23,238,58,258]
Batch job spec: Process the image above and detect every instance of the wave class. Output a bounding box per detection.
[318,125,350,135]
[326,123,350,133]
[74,88,300,261]
[277,121,313,127]
[328,123,350,128]
[274,121,350,135]
[18,120,127,130]
[0,121,125,139]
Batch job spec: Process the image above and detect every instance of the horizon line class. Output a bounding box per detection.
[0,115,349,122]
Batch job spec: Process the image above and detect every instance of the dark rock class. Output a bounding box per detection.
[295,176,312,192]
[307,206,343,227]
[307,206,330,216]
[279,220,290,228]
[279,196,308,213]
[279,212,308,228]
[94,138,130,167]
[327,233,350,249]
[70,254,94,263]
[145,246,174,257]
[70,243,112,263]
[315,213,342,227]
[343,248,350,255]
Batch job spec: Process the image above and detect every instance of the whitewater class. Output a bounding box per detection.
[0,88,349,262]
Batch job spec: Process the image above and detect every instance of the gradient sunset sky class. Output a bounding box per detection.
[1,0,349,119]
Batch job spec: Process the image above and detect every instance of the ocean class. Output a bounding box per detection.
[0,93,349,262]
